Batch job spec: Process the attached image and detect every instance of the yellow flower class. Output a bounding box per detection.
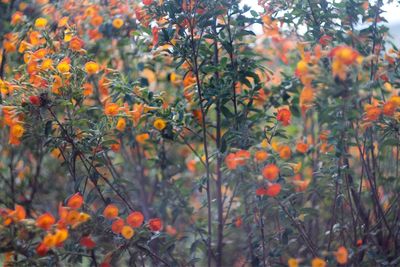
[78,212,91,223]
[153,118,167,131]
[116,118,126,132]
[112,18,124,29]
[54,229,68,244]
[34,17,48,28]
[121,225,134,239]
[64,29,73,42]
[296,60,308,75]
[41,58,53,71]
[57,61,70,73]
[84,61,100,75]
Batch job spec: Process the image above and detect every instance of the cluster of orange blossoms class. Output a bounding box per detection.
[0,194,162,256]
[363,96,400,125]
[0,193,90,256]
[329,45,362,81]
[288,245,348,267]
[102,204,162,240]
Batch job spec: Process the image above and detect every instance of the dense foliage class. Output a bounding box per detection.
[1,0,400,266]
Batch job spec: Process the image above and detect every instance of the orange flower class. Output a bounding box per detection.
[329,46,361,80]
[279,145,291,160]
[67,193,83,209]
[262,164,280,180]
[311,257,326,267]
[148,218,163,231]
[9,204,26,222]
[288,258,299,267]
[293,175,310,192]
[111,218,124,234]
[225,153,238,170]
[58,16,69,27]
[235,150,250,165]
[121,225,134,239]
[103,204,119,220]
[69,36,84,51]
[330,46,359,65]
[52,75,62,94]
[254,151,268,162]
[364,104,381,122]
[296,142,308,154]
[66,210,80,225]
[83,83,93,96]
[276,108,291,126]
[136,133,150,144]
[335,246,348,265]
[382,101,397,116]
[143,0,153,5]
[11,11,24,25]
[126,211,144,228]
[104,103,119,116]
[183,72,196,88]
[91,15,103,27]
[300,86,314,106]
[43,232,57,248]
[116,118,126,132]
[36,213,56,230]
[10,123,25,140]
[110,141,121,152]
[225,150,250,169]
[9,124,25,145]
[85,61,100,75]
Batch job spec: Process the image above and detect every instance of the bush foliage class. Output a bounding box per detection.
[1,0,400,266]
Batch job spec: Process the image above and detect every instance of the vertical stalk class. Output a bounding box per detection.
[188,17,213,267]
[212,20,224,267]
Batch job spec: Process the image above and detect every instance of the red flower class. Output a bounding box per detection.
[256,184,281,197]
[148,218,163,231]
[319,35,332,46]
[276,108,291,126]
[152,26,159,46]
[29,95,41,106]
[234,217,242,228]
[80,236,96,249]
[36,242,49,256]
